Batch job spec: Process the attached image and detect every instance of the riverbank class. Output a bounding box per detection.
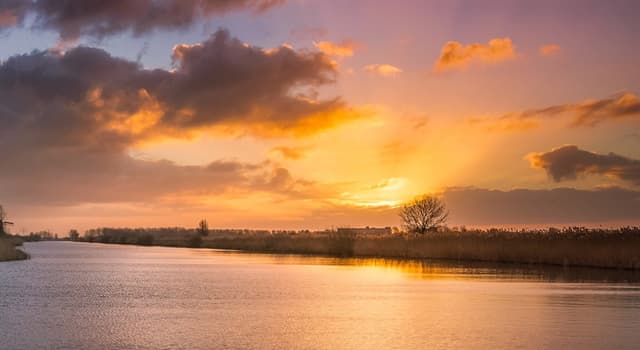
[84,227,640,270]
[0,237,29,262]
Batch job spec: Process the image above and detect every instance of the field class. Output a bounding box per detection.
[81,226,640,270]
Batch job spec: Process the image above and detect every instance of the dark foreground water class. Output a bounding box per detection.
[1,242,640,350]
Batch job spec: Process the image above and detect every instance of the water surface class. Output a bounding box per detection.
[1,242,639,349]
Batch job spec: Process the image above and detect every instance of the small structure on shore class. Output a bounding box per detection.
[336,226,392,236]
[0,205,14,236]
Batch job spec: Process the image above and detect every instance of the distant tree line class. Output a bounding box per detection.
[19,231,59,242]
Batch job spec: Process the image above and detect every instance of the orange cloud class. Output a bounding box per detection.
[539,44,561,56]
[468,92,640,132]
[363,64,403,77]
[434,37,517,72]
[270,146,313,160]
[313,40,358,57]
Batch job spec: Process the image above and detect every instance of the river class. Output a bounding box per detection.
[1,241,639,349]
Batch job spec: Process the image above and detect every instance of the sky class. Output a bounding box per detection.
[1,0,639,233]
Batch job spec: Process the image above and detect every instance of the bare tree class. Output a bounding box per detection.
[69,229,80,241]
[0,205,14,236]
[197,219,209,236]
[399,195,448,234]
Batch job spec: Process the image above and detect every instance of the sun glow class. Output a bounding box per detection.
[335,177,413,208]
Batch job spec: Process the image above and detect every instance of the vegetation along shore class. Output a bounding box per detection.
[76,226,640,270]
[8,197,640,269]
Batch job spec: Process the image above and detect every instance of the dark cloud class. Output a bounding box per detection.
[527,145,640,185]
[166,32,350,133]
[443,187,640,226]
[0,29,350,206]
[0,0,284,39]
[0,29,351,147]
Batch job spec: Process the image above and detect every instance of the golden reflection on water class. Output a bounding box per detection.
[189,247,640,284]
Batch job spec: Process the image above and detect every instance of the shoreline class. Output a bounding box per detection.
[76,227,640,270]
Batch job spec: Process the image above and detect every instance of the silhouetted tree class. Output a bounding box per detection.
[197,219,209,236]
[400,195,448,234]
[69,229,80,241]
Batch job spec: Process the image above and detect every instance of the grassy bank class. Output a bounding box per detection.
[0,237,29,262]
[83,226,640,270]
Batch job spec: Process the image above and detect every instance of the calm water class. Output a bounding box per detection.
[1,242,640,349]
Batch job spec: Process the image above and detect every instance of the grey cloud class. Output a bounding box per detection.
[528,145,640,185]
[164,31,346,132]
[443,187,640,226]
[0,29,349,150]
[1,0,284,39]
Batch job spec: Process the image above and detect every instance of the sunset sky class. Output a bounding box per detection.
[1,0,639,233]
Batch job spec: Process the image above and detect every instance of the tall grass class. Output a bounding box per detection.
[85,226,640,269]
[0,237,29,262]
[353,227,640,269]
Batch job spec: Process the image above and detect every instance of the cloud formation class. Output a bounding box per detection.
[0,29,356,206]
[363,64,402,77]
[470,92,640,131]
[0,0,283,40]
[444,187,640,226]
[313,40,357,57]
[0,29,354,142]
[539,44,561,56]
[434,37,517,72]
[0,152,307,205]
[527,145,640,185]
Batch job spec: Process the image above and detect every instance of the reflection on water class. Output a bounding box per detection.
[1,242,639,350]
[238,252,640,283]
